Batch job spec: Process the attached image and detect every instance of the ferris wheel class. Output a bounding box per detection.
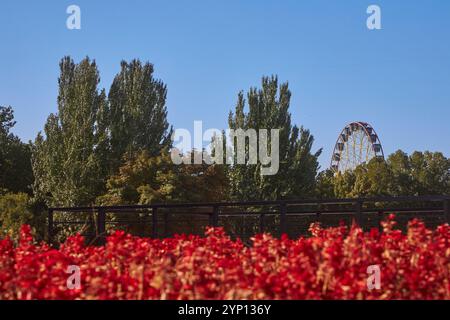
[330,121,384,172]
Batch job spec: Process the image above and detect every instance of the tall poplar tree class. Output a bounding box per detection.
[32,57,109,206]
[108,60,171,171]
[227,76,321,201]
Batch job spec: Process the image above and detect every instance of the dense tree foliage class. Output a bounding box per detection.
[227,76,321,201]
[32,58,172,207]
[314,169,335,199]
[0,192,33,239]
[32,57,109,206]
[97,149,228,205]
[108,60,171,171]
[0,106,33,194]
[323,150,450,198]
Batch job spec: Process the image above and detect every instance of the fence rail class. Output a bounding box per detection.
[48,195,450,244]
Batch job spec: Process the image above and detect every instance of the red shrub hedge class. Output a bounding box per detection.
[0,215,449,300]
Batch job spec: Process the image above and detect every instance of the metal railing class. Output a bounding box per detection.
[48,195,450,244]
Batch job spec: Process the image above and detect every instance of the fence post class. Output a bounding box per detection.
[316,203,322,218]
[354,200,363,227]
[280,201,287,237]
[259,213,265,234]
[47,209,54,244]
[210,205,219,227]
[164,211,169,238]
[152,207,158,238]
[377,210,384,231]
[97,208,106,244]
[444,199,450,224]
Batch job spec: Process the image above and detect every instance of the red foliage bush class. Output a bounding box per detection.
[0,215,449,300]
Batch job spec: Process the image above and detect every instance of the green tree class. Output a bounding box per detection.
[315,169,335,199]
[32,57,109,207]
[327,150,449,198]
[108,60,171,171]
[385,150,412,196]
[98,149,228,205]
[0,192,46,240]
[0,106,33,194]
[351,158,391,197]
[0,105,15,135]
[407,151,450,195]
[97,149,228,236]
[333,170,356,198]
[227,76,321,201]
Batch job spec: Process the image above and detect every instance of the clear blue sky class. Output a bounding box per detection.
[1,0,449,169]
